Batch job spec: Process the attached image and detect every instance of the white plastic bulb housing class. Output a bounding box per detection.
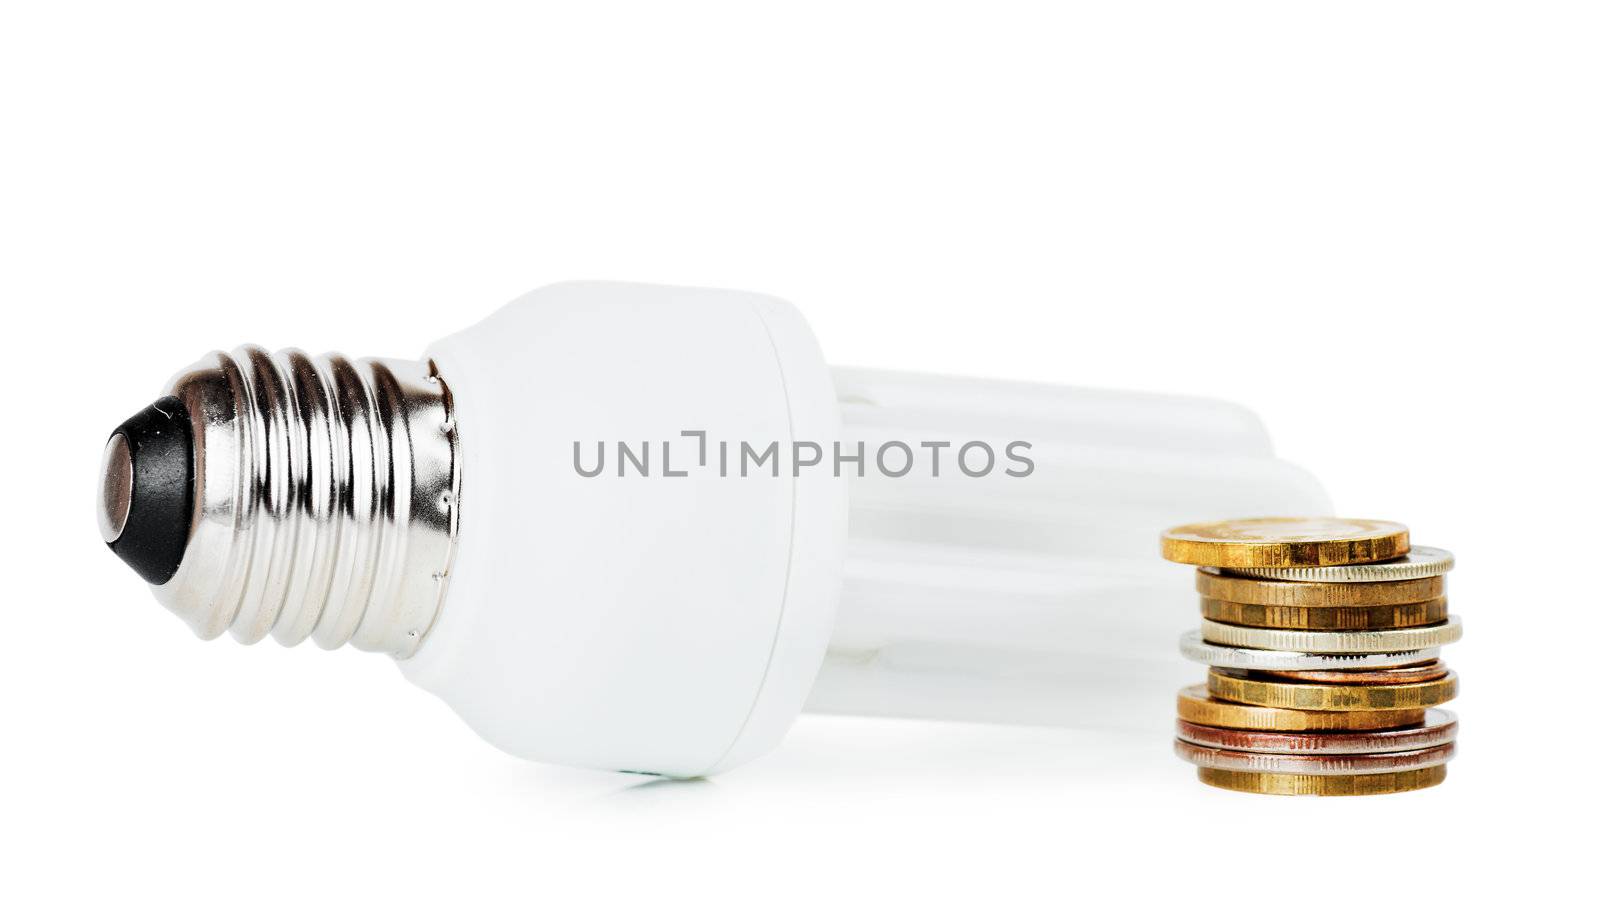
[100,282,1331,777]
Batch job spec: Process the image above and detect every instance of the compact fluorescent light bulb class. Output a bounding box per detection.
[99,282,1330,776]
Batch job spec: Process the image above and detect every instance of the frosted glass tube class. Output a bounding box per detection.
[806,368,1332,730]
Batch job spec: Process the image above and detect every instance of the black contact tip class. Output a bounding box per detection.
[100,396,194,585]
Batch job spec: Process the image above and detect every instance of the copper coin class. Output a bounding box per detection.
[1253,661,1450,685]
[1175,709,1456,754]
[1174,739,1455,775]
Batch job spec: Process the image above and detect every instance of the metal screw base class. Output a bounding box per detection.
[145,346,460,657]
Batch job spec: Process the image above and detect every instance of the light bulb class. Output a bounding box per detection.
[100,282,1330,776]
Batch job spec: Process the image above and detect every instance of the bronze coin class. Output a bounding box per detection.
[1176,685,1426,731]
[1196,765,1447,796]
[1208,668,1459,711]
[1196,568,1444,606]
[1200,596,1448,630]
[1161,517,1410,568]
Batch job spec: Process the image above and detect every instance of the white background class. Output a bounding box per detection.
[3,2,1596,904]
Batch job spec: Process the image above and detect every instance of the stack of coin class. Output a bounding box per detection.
[1160,517,1461,796]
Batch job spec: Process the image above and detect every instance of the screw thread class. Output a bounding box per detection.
[155,346,459,657]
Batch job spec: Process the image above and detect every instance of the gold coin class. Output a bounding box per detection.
[1176,685,1425,731]
[1196,765,1446,796]
[1195,568,1444,607]
[1199,596,1448,630]
[1161,517,1409,568]
[1208,668,1458,711]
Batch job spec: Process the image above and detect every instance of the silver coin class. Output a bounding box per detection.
[1173,740,1456,775]
[1200,615,1463,653]
[1224,545,1454,582]
[1179,630,1441,670]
